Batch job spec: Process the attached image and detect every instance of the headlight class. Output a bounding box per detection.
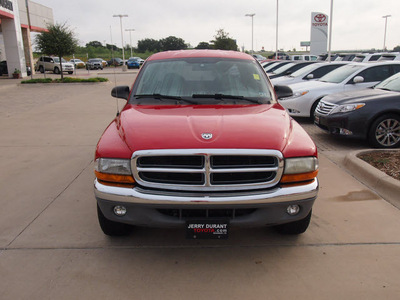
[278,90,308,100]
[293,91,309,98]
[95,158,132,175]
[281,157,318,184]
[330,103,365,114]
[95,158,135,187]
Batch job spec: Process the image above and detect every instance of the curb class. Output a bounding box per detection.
[344,149,400,209]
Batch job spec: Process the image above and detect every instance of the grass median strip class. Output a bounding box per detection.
[21,77,109,84]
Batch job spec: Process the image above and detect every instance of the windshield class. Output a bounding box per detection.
[289,63,318,78]
[53,58,67,63]
[263,62,281,72]
[132,57,274,105]
[319,64,363,83]
[270,62,296,74]
[375,72,400,92]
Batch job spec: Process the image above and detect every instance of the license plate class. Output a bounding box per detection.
[186,219,229,239]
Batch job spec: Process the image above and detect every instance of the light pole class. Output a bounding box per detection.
[113,14,128,70]
[245,13,255,54]
[382,15,391,51]
[327,0,334,62]
[275,0,278,59]
[125,29,135,58]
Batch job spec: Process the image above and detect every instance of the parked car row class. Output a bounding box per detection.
[30,56,145,74]
[263,57,400,148]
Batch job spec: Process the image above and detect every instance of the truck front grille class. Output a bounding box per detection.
[132,149,284,191]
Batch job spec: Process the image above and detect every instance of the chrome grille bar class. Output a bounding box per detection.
[131,149,284,192]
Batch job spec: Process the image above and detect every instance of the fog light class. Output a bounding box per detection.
[339,128,353,136]
[113,206,127,216]
[287,205,300,216]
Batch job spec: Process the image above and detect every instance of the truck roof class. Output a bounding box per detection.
[147,50,254,61]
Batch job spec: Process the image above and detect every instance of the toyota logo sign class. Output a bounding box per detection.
[314,14,326,22]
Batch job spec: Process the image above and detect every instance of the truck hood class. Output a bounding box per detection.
[117,104,293,152]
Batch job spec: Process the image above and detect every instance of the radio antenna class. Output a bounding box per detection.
[110,25,120,116]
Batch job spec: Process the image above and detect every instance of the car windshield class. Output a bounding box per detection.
[319,64,363,83]
[132,57,274,105]
[289,63,319,78]
[53,58,67,63]
[263,62,281,72]
[271,62,296,74]
[375,72,400,92]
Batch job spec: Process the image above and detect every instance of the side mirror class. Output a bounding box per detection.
[306,73,314,79]
[274,85,293,99]
[111,86,130,100]
[353,76,364,84]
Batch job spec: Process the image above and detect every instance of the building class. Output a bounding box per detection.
[0,0,53,78]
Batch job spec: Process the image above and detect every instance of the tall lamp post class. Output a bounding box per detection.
[125,29,135,58]
[275,0,278,59]
[113,14,128,70]
[382,15,391,51]
[327,0,334,62]
[245,13,255,54]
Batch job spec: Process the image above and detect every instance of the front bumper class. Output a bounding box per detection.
[314,112,367,139]
[278,96,314,117]
[95,178,318,228]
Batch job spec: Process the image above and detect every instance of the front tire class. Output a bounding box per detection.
[274,210,312,235]
[310,100,320,121]
[368,114,400,148]
[97,204,131,236]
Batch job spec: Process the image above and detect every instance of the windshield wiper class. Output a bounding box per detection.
[135,94,198,104]
[192,94,261,104]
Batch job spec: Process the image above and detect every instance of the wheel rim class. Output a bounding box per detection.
[375,118,400,147]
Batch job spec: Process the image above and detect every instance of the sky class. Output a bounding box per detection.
[32,0,399,52]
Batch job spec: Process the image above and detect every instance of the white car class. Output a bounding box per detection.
[278,62,400,118]
[378,52,400,61]
[36,56,75,74]
[271,62,349,86]
[69,59,85,68]
[352,53,382,62]
[290,55,318,61]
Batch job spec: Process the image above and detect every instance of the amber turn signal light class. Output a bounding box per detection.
[280,170,319,184]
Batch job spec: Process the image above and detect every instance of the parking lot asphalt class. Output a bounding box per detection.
[0,70,399,299]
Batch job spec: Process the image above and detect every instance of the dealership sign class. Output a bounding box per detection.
[310,12,328,55]
[0,0,13,11]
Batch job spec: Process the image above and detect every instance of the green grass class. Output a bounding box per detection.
[21,77,108,84]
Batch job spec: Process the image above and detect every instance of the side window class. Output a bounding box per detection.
[353,65,391,83]
[305,56,309,61]
[44,57,51,63]
[369,55,380,61]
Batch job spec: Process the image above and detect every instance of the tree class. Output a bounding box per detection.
[86,41,104,48]
[195,42,212,49]
[393,45,400,52]
[35,23,79,81]
[211,29,238,51]
[137,38,161,53]
[160,36,187,51]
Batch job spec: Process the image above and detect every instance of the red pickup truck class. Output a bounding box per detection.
[94,50,318,238]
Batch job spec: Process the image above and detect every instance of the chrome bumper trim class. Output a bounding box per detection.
[94,178,318,205]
